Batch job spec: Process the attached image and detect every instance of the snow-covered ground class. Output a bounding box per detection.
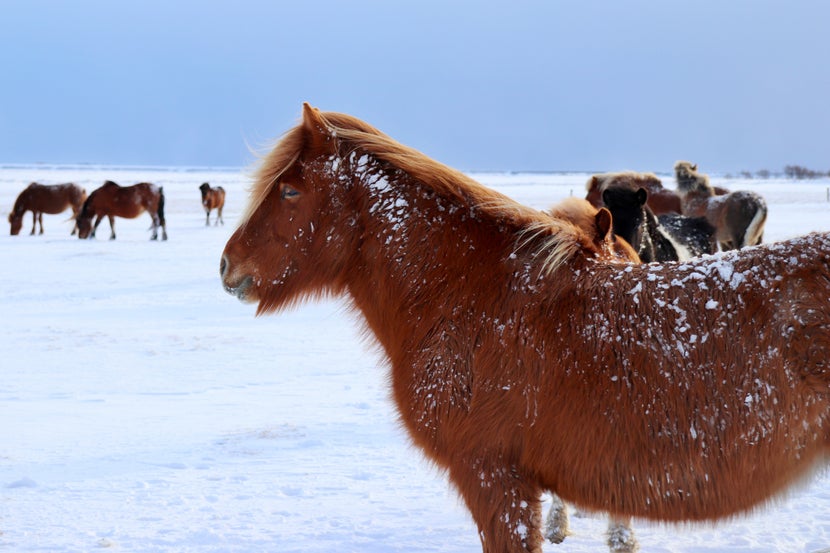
[2,166,830,552]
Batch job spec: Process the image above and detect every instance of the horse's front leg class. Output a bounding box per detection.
[37,213,44,234]
[607,516,638,553]
[216,206,223,225]
[29,212,38,235]
[204,208,210,226]
[103,215,115,240]
[544,493,570,544]
[452,458,543,553]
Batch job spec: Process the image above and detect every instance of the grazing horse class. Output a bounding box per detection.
[675,161,767,250]
[586,171,682,215]
[199,182,226,226]
[76,180,167,240]
[600,184,717,262]
[8,182,87,235]
[221,104,830,553]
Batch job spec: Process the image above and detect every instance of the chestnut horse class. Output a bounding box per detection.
[221,104,830,553]
[8,182,87,235]
[76,180,167,240]
[199,182,226,226]
[675,161,767,250]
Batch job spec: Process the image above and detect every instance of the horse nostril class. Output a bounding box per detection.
[220,255,228,279]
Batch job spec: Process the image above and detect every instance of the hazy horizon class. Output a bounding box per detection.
[2,0,828,174]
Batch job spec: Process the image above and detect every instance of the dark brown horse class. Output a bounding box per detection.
[675,161,767,250]
[199,182,226,226]
[76,180,167,240]
[586,171,682,215]
[8,182,87,235]
[221,104,830,553]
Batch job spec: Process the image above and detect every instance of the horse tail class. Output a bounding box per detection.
[742,198,767,247]
[157,187,166,226]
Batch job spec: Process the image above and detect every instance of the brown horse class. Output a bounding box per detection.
[76,180,167,240]
[199,182,226,226]
[221,104,830,553]
[8,182,87,235]
[546,199,640,551]
[586,171,682,215]
[675,161,767,250]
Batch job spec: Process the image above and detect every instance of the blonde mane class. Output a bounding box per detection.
[246,106,586,273]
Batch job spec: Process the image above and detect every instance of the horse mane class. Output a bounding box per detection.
[247,106,589,274]
[586,171,663,193]
[674,160,713,195]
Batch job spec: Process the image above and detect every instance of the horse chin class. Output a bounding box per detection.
[223,275,256,303]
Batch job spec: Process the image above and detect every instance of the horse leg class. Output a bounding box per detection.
[205,208,210,226]
[37,212,44,234]
[150,214,159,240]
[607,516,638,553]
[217,206,224,225]
[451,459,543,553]
[88,215,102,238]
[544,493,570,544]
[29,212,37,235]
[107,215,116,240]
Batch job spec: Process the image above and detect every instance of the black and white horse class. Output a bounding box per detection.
[601,185,717,262]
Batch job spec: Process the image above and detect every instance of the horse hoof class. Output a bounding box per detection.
[545,527,569,544]
[608,524,639,553]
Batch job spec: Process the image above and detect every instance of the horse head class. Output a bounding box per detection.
[75,199,96,239]
[548,197,640,264]
[674,160,712,195]
[600,186,648,254]
[221,104,360,313]
[8,211,23,235]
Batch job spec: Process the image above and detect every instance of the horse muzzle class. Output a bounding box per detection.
[220,255,255,302]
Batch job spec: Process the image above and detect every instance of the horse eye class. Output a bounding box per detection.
[280,185,300,200]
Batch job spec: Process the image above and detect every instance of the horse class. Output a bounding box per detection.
[600,184,717,262]
[221,104,830,553]
[8,182,87,235]
[545,197,641,265]
[199,182,226,226]
[674,161,767,250]
[586,171,682,215]
[76,180,167,240]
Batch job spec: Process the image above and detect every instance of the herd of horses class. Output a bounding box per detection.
[220,104,829,553]
[9,105,824,553]
[7,180,226,238]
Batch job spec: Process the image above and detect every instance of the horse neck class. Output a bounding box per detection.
[12,189,33,215]
[340,157,525,353]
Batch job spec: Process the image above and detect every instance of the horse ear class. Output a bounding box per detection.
[594,207,613,240]
[636,188,648,206]
[301,102,337,154]
[601,188,611,206]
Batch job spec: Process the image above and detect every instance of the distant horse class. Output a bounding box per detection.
[586,171,682,215]
[199,182,226,226]
[76,180,167,240]
[600,185,717,262]
[8,182,87,235]
[221,104,830,553]
[675,161,767,250]
[545,197,641,265]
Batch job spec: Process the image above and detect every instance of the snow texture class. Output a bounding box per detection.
[2,166,830,552]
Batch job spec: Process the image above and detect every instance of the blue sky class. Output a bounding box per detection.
[1,0,828,173]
